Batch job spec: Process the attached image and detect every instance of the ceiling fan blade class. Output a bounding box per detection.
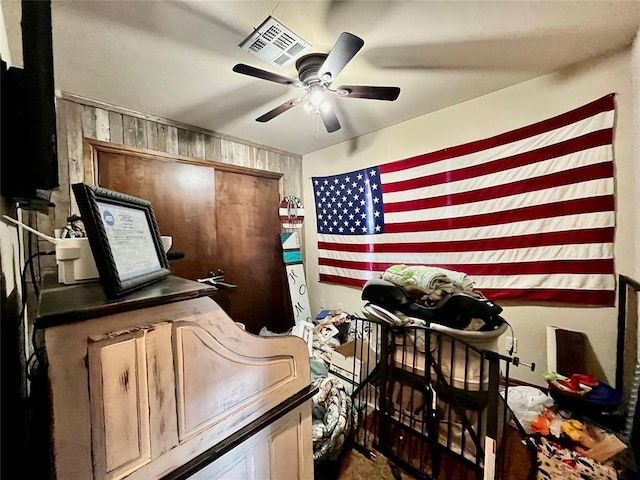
[320,104,341,133]
[233,64,300,87]
[318,32,364,84]
[256,97,304,123]
[335,85,401,101]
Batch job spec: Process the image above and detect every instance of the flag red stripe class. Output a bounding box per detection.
[319,227,613,254]
[384,195,614,233]
[382,130,613,194]
[479,288,615,306]
[317,275,616,306]
[319,274,367,289]
[384,162,613,213]
[319,258,614,275]
[379,94,615,174]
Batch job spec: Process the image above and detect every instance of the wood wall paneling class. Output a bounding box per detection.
[177,128,190,157]
[204,135,221,162]
[166,126,179,156]
[145,120,159,151]
[95,109,110,142]
[66,101,85,215]
[123,115,137,147]
[56,98,302,218]
[108,111,124,145]
[135,118,148,149]
[81,104,97,140]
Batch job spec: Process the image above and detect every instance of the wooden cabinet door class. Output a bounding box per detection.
[92,144,293,333]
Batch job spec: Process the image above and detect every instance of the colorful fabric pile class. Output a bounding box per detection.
[537,437,618,480]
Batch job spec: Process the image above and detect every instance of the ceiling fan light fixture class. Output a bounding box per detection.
[309,84,325,107]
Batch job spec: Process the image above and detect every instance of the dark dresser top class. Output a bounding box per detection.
[37,275,218,329]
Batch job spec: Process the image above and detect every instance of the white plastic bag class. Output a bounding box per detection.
[502,385,554,434]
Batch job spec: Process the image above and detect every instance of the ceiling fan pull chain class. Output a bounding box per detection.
[312,110,321,138]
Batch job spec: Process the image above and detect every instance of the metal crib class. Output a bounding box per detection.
[345,312,528,480]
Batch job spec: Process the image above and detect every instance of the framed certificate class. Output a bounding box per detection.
[72,183,170,298]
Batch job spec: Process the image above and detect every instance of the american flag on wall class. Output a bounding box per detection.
[312,94,616,306]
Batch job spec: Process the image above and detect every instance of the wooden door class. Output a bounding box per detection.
[214,169,291,333]
[90,142,293,333]
[97,151,216,281]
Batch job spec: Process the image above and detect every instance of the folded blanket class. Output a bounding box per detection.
[382,264,475,299]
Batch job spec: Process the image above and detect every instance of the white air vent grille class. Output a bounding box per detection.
[273,53,290,66]
[249,38,267,52]
[239,16,311,69]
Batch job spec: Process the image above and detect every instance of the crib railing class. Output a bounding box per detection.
[346,314,526,480]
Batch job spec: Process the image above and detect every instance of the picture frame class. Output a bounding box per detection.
[72,182,170,298]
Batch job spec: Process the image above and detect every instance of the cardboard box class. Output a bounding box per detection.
[328,339,377,392]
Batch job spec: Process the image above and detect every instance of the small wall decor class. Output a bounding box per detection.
[280,232,311,325]
[279,196,304,229]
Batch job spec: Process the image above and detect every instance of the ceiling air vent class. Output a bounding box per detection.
[239,16,311,69]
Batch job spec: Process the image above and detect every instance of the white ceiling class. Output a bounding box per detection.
[8,1,640,156]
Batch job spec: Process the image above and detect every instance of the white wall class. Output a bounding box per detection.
[1,0,23,302]
[0,0,21,67]
[632,34,640,284]
[302,44,639,387]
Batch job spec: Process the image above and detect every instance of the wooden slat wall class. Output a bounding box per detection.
[35,95,304,262]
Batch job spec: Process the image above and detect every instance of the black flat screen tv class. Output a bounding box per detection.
[1,1,58,210]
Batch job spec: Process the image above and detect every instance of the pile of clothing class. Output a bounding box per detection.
[308,311,358,462]
[259,315,356,462]
[363,264,504,331]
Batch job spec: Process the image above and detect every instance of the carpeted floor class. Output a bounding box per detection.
[315,425,535,480]
[314,446,413,480]
[337,447,417,480]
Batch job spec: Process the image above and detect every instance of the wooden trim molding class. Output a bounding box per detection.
[83,138,284,187]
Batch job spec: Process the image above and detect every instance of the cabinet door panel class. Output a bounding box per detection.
[88,331,151,479]
[185,403,312,480]
[146,322,179,456]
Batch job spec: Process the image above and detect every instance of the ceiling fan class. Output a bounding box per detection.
[233,32,401,133]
